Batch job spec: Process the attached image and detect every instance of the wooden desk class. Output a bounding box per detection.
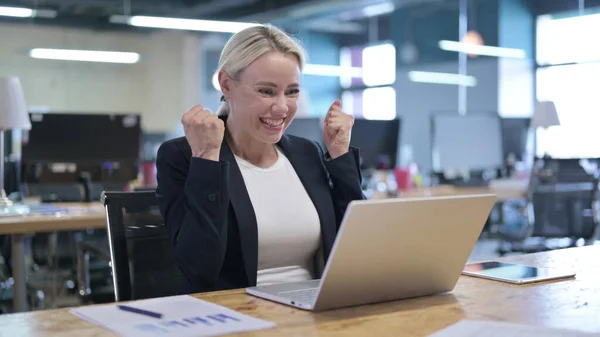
[2,245,599,336]
[398,184,526,201]
[0,203,106,235]
[0,203,106,313]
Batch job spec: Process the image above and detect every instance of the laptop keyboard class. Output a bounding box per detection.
[278,287,319,304]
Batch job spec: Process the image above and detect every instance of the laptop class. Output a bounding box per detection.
[246,194,497,311]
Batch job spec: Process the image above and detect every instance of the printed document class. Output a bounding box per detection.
[71,295,276,337]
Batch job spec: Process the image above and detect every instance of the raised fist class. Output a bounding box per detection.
[323,99,354,159]
[181,105,225,161]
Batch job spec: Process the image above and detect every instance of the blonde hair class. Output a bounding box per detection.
[217,24,306,116]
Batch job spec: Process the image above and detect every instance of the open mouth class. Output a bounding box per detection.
[259,117,285,129]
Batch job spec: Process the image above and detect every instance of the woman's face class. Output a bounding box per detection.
[222,52,301,144]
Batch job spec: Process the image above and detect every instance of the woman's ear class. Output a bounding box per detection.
[218,70,233,99]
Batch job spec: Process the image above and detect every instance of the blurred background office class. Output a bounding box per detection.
[0,0,599,315]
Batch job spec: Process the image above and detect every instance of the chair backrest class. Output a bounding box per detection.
[529,158,600,239]
[102,190,184,302]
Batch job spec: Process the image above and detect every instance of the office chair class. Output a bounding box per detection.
[16,182,113,308]
[76,240,113,305]
[498,158,600,254]
[102,190,185,302]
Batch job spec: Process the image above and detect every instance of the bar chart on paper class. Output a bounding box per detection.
[70,295,276,337]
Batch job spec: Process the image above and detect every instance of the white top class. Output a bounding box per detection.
[234,147,322,286]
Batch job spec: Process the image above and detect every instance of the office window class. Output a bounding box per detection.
[340,42,397,120]
[341,86,396,120]
[537,63,600,127]
[362,87,396,120]
[536,13,600,66]
[535,63,600,158]
[535,12,600,158]
[340,42,396,89]
[362,43,396,87]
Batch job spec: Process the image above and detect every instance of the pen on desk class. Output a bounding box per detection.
[117,305,163,319]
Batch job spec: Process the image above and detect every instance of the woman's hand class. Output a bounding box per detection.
[182,105,225,161]
[323,99,354,159]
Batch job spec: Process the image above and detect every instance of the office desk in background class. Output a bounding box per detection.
[0,203,106,234]
[1,245,598,336]
[0,203,106,313]
[398,181,527,202]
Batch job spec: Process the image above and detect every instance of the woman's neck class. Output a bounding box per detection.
[226,119,278,168]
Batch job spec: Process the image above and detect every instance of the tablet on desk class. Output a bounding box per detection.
[462,261,576,284]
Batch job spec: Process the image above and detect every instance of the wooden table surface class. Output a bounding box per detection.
[398,184,526,201]
[0,203,106,235]
[2,245,599,336]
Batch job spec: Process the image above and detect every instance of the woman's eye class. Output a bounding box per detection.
[258,88,274,95]
[287,89,300,95]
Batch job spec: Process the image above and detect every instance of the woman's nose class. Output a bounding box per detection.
[272,95,289,114]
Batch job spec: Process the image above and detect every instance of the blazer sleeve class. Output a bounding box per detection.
[155,141,230,289]
[316,143,366,228]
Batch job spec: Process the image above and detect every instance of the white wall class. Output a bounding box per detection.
[395,58,500,173]
[0,22,203,134]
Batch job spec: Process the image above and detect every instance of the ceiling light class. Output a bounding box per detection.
[110,15,258,33]
[303,64,362,77]
[29,49,140,64]
[362,2,395,17]
[0,6,56,18]
[408,71,477,87]
[0,6,33,17]
[438,40,526,59]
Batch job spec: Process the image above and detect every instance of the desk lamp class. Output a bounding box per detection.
[525,100,561,195]
[531,100,560,158]
[0,77,32,208]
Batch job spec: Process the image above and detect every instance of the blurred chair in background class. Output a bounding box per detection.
[497,158,600,254]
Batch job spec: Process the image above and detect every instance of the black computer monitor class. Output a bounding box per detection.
[501,118,531,161]
[22,113,141,163]
[284,117,324,145]
[350,118,401,169]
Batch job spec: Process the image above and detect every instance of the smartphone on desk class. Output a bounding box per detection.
[462,261,576,284]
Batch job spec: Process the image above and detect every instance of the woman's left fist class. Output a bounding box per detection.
[323,99,354,159]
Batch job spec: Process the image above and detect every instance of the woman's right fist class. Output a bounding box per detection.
[181,105,225,161]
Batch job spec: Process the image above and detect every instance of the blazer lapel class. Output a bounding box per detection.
[219,138,258,286]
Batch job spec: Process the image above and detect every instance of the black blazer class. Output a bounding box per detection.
[155,118,365,294]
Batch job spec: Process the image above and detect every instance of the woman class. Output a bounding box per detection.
[156,24,365,294]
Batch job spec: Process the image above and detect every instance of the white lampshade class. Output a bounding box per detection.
[532,101,560,129]
[0,76,31,130]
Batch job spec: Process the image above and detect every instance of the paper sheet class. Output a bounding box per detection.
[429,320,600,337]
[71,295,276,337]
